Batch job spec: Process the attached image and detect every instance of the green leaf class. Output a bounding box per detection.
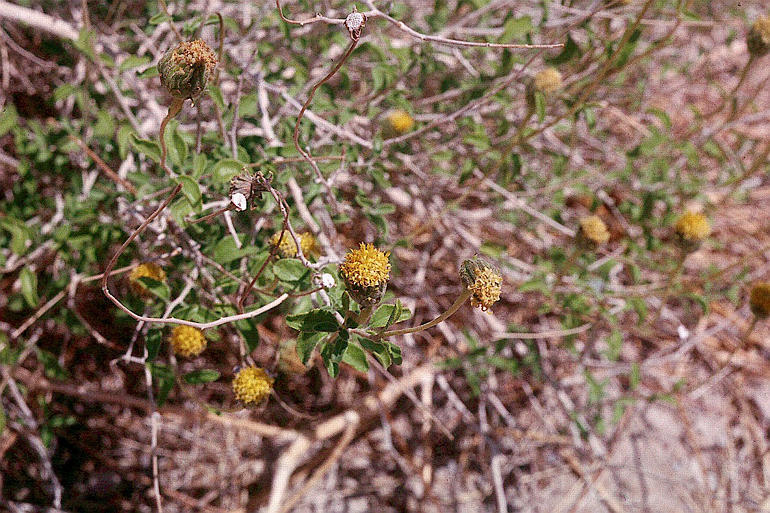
[120,55,152,71]
[236,318,260,352]
[273,258,308,282]
[546,34,581,65]
[137,65,159,79]
[211,236,256,264]
[19,268,39,308]
[370,301,411,328]
[37,349,68,380]
[0,104,18,137]
[207,85,225,109]
[499,16,532,43]
[73,28,97,60]
[53,84,77,102]
[183,369,221,384]
[149,363,175,406]
[130,134,161,162]
[0,217,31,255]
[149,12,170,24]
[145,329,163,361]
[630,362,640,390]
[605,330,623,361]
[0,406,5,434]
[169,128,187,166]
[213,159,245,183]
[286,309,339,333]
[343,342,369,372]
[387,341,402,365]
[297,332,324,363]
[535,91,546,122]
[176,176,201,210]
[117,125,134,159]
[321,332,349,377]
[358,337,391,367]
[137,276,170,301]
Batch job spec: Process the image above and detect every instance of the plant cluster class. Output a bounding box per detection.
[2,1,770,510]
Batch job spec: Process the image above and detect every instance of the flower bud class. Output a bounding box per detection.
[748,16,770,57]
[749,282,770,319]
[158,39,217,100]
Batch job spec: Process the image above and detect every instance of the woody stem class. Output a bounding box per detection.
[377,289,472,339]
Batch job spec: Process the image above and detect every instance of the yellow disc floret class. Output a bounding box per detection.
[534,68,563,94]
[675,211,711,242]
[460,258,502,312]
[339,243,391,288]
[232,366,274,404]
[269,231,319,258]
[579,215,610,245]
[387,109,414,135]
[169,325,207,358]
[749,282,770,319]
[128,262,166,296]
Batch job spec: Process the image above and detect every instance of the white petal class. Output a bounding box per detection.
[231,192,247,211]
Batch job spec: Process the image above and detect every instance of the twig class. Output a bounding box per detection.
[2,369,63,509]
[0,1,79,40]
[492,323,592,340]
[69,135,138,194]
[292,38,358,207]
[363,0,564,50]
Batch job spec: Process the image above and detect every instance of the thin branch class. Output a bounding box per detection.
[363,0,564,50]
[293,38,358,205]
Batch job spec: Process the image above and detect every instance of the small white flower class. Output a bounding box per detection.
[345,12,364,31]
[344,10,366,40]
[320,273,335,289]
[230,192,247,211]
[677,325,690,341]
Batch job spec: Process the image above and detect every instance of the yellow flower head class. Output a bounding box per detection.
[675,211,711,243]
[386,109,414,135]
[748,16,770,57]
[232,366,274,404]
[339,243,391,306]
[169,325,207,358]
[534,68,563,94]
[340,243,391,288]
[460,258,503,312]
[128,262,166,296]
[749,282,770,319]
[269,231,319,259]
[579,215,610,245]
